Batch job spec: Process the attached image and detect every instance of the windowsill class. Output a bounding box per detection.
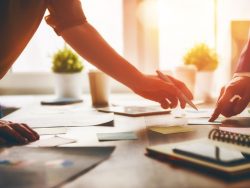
[0,93,158,109]
[0,72,132,95]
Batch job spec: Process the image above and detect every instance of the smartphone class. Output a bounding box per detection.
[41,98,83,105]
[173,142,250,166]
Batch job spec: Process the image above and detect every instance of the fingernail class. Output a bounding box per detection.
[33,132,40,139]
[24,138,29,144]
[34,134,40,140]
[209,117,215,122]
[30,136,36,141]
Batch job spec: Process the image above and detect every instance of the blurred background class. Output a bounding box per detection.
[1,0,250,100]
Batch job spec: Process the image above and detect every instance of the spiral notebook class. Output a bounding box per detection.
[147,129,250,177]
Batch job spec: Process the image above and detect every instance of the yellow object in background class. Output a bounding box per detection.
[149,126,195,135]
[183,43,218,72]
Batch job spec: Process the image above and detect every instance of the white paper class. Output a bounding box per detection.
[5,105,114,128]
[34,127,68,135]
[174,108,214,118]
[28,136,76,147]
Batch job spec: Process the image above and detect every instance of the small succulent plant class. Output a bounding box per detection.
[52,46,84,73]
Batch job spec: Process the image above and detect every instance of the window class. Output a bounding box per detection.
[158,0,215,70]
[12,0,123,72]
[3,0,250,95]
[136,0,250,93]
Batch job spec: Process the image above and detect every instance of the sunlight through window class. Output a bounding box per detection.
[158,0,215,70]
[12,0,123,72]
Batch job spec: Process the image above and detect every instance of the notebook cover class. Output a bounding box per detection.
[146,139,250,177]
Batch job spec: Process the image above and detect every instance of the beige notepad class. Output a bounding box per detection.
[149,126,195,135]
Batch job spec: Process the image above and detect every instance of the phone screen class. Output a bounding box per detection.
[41,98,83,105]
[173,142,250,166]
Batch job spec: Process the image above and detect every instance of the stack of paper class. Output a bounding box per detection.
[28,136,76,147]
[4,106,114,128]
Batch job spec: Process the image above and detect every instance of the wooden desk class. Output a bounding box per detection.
[1,94,250,188]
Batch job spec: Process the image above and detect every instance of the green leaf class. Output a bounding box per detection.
[51,46,84,73]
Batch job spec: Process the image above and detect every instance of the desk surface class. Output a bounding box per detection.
[1,94,250,188]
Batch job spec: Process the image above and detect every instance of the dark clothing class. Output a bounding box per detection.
[236,39,250,72]
[0,0,86,78]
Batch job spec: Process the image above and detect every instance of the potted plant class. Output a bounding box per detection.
[183,43,219,101]
[52,46,84,99]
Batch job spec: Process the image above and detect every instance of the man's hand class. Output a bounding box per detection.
[132,75,193,109]
[210,76,250,121]
[0,120,39,145]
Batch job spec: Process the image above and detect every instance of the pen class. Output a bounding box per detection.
[156,70,198,111]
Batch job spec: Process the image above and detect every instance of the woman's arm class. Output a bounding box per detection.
[61,23,143,89]
[61,22,193,109]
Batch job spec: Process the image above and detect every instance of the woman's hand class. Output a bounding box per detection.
[210,76,250,121]
[131,75,193,109]
[0,120,39,145]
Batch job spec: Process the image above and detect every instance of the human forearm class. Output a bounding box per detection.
[61,22,193,109]
[61,22,144,91]
[210,35,250,121]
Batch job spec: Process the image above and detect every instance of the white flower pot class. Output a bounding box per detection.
[54,72,83,99]
[174,65,197,94]
[195,71,214,101]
